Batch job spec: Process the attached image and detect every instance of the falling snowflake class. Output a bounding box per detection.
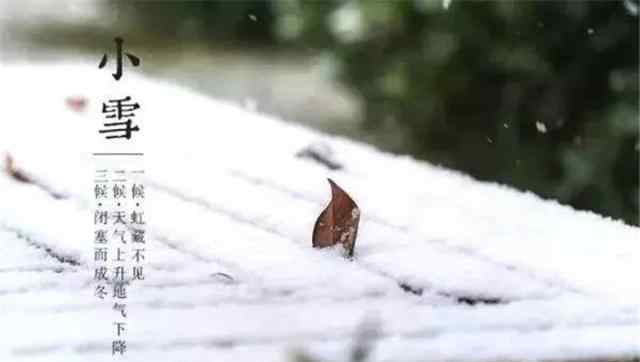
[243,98,257,112]
[536,121,547,134]
[624,0,639,16]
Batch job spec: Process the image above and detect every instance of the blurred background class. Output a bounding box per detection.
[1,0,638,225]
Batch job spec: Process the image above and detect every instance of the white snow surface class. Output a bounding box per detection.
[0,63,638,362]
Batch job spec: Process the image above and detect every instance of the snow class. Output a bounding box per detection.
[0,63,638,362]
[624,0,639,16]
[536,121,547,133]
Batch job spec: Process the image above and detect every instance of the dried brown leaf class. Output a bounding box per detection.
[312,178,360,257]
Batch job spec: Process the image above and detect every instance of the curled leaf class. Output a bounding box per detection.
[312,178,360,257]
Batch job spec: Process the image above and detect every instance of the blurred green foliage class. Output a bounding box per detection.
[117,0,638,224]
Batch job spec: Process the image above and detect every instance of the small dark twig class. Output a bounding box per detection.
[296,143,343,170]
[4,153,32,183]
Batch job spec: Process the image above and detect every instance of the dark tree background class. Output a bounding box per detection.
[114,0,639,225]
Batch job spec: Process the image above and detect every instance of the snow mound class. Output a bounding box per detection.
[0,63,638,362]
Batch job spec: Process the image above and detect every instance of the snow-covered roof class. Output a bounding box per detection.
[1,64,638,362]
